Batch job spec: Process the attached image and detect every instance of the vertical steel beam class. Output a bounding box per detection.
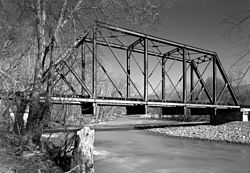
[92,28,97,97]
[162,56,166,100]
[144,38,148,114]
[92,27,98,119]
[212,56,217,120]
[127,49,131,98]
[213,56,217,105]
[183,49,187,115]
[183,49,187,103]
[190,62,194,102]
[81,43,85,96]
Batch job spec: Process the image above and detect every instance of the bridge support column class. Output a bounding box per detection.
[242,111,249,121]
[93,103,98,121]
[241,108,250,121]
[210,108,242,125]
[127,105,147,115]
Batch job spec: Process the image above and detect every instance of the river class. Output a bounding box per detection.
[94,130,250,173]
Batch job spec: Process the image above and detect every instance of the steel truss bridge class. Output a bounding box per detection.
[43,22,248,122]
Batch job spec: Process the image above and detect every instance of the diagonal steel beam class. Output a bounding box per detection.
[193,55,212,64]
[128,38,144,50]
[187,59,212,102]
[163,58,190,101]
[98,29,143,99]
[148,60,160,78]
[56,70,77,95]
[166,65,191,100]
[148,41,175,79]
[63,60,93,97]
[106,33,160,100]
[151,44,180,100]
[165,72,182,100]
[150,42,184,101]
[54,69,71,87]
[163,48,180,56]
[153,79,162,93]
[215,55,239,105]
[99,64,124,97]
[195,86,205,101]
[128,51,160,99]
[85,43,123,98]
[216,83,227,103]
[191,62,213,103]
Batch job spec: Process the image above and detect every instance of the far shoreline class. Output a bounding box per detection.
[146,121,250,145]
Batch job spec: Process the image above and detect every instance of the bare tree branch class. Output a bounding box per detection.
[222,8,250,83]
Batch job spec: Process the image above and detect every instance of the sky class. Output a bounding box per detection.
[99,0,250,96]
[149,0,250,83]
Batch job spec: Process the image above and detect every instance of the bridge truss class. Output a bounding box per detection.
[45,22,242,120]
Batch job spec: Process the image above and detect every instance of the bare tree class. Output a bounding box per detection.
[222,9,250,83]
[0,0,171,148]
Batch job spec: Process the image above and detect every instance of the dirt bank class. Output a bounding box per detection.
[0,123,63,173]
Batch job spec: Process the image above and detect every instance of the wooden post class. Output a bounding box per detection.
[71,127,95,173]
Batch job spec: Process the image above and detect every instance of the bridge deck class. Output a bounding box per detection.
[43,96,240,109]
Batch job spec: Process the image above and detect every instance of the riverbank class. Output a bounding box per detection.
[147,121,250,144]
[0,123,63,173]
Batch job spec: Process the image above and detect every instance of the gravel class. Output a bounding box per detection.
[147,121,250,144]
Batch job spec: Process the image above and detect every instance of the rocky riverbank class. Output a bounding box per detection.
[147,121,250,144]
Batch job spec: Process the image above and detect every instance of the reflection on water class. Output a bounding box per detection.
[94,130,250,173]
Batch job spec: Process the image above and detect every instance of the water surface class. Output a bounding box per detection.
[94,130,250,173]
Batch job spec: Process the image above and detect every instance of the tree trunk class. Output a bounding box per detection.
[70,127,95,173]
[26,0,47,147]
[13,93,28,136]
